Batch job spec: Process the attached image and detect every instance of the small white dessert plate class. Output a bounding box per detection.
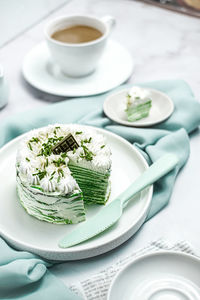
[108,251,200,300]
[22,40,134,97]
[103,88,174,127]
[0,126,152,261]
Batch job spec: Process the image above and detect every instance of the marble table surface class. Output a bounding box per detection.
[0,0,200,291]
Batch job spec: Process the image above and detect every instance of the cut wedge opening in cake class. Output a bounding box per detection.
[16,124,112,224]
[69,164,111,205]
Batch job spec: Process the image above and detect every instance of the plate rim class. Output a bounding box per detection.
[0,125,153,260]
[22,40,134,97]
[108,250,200,299]
[103,87,174,127]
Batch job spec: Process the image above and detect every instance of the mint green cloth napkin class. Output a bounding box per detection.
[0,79,200,299]
[0,240,80,300]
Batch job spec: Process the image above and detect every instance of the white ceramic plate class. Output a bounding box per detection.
[108,251,200,300]
[22,40,134,97]
[0,126,152,261]
[104,88,174,127]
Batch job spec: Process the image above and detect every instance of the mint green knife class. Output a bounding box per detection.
[59,153,178,248]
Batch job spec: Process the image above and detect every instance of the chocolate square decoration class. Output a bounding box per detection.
[52,134,79,154]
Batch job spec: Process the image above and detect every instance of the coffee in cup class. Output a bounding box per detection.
[51,25,103,44]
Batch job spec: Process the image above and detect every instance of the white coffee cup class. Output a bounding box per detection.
[44,15,115,77]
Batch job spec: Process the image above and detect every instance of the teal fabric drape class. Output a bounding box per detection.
[0,79,200,299]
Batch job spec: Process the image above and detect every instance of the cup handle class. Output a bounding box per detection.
[101,15,116,32]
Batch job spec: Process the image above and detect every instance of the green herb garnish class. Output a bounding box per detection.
[45,158,49,167]
[53,126,61,135]
[53,158,66,167]
[80,140,94,161]
[26,157,30,162]
[58,168,64,177]
[28,143,33,151]
[33,170,47,180]
[38,136,64,157]
[83,137,92,143]
[127,93,132,105]
[30,137,39,143]
[101,145,105,149]
[61,152,67,158]
[49,171,56,181]
[75,131,82,135]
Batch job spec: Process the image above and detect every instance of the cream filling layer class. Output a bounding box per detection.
[126,86,152,107]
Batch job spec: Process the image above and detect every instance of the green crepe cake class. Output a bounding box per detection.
[125,86,152,122]
[16,124,111,224]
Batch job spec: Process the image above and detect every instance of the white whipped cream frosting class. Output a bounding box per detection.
[126,86,151,107]
[58,177,78,194]
[16,124,111,194]
[40,177,56,192]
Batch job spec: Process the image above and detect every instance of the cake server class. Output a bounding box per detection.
[58,153,178,248]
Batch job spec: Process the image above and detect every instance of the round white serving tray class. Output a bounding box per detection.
[0,125,152,260]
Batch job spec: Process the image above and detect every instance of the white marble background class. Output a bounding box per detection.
[0,0,200,291]
[0,0,68,47]
[1,0,200,121]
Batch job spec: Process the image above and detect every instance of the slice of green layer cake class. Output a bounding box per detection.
[125,86,152,122]
[16,124,112,224]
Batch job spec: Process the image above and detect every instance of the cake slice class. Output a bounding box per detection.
[16,124,111,224]
[125,86,152,122]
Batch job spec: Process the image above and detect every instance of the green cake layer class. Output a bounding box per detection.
[69,164,110,205]
[126,100,152,122]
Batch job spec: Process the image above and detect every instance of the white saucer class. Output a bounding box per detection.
[22,40,134,97]
[103,88,174,127]
[108,251,200,300]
